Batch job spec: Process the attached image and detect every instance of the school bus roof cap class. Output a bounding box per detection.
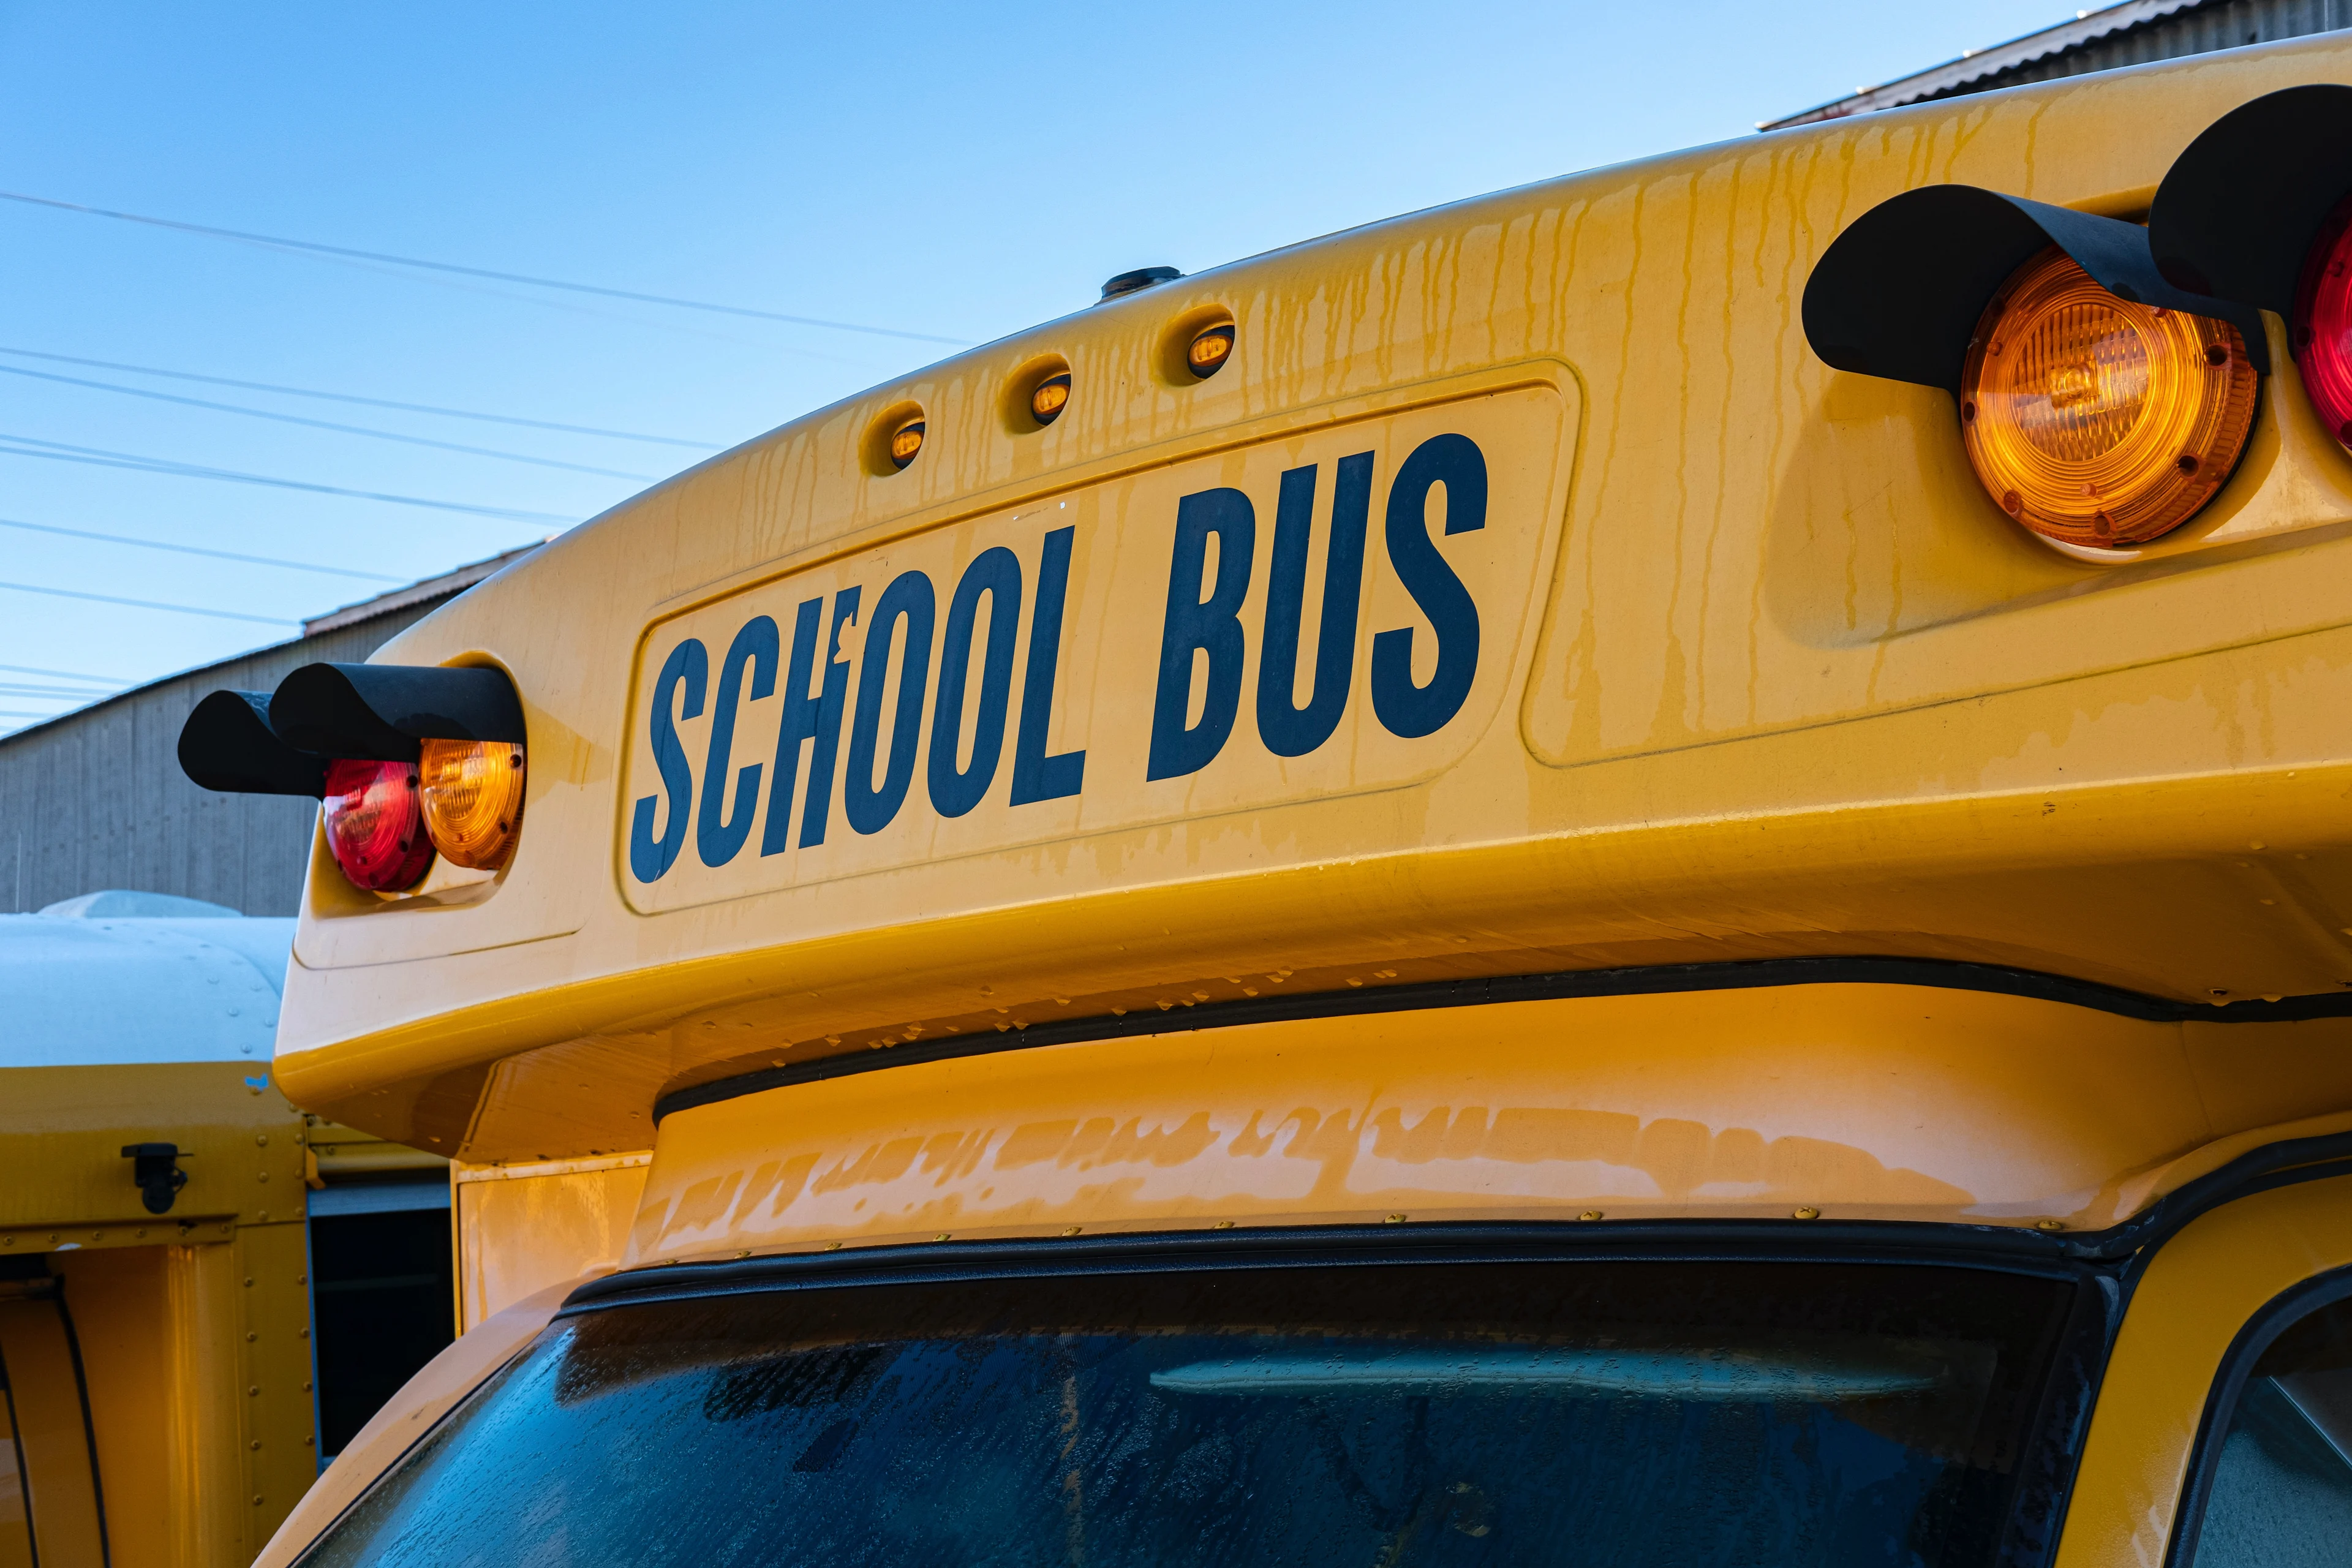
[2,905,290,1068]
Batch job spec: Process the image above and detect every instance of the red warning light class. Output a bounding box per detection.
[322,757,434,891]
[2294,194,2352,448]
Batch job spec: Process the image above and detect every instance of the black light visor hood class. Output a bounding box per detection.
[176,690,329,799]
[1804,184,2268,394]
[268,662,525,763]
[2150,83,2352,317]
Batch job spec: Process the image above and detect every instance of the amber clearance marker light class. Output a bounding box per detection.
[420,739,527,870]
[1960,248,2256,548]
[1029,372,1071,426]
[887,417,925,470]
[1186,323,1235,379]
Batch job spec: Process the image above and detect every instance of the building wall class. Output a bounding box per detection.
[0,603,449,915]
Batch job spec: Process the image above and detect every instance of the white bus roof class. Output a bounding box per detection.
[0,892,293,1069]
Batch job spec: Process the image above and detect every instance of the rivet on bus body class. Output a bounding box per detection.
[1793,1207,1821,1220]
[2037,1219,2067,1231]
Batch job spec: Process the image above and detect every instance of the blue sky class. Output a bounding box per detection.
[0,2,2079,730]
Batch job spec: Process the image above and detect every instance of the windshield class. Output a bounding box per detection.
[304,1258,2079,1567]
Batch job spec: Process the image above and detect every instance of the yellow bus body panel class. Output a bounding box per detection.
[630,988,2352,1261]
[1,1064,318,1566]
[2054,1174,2352,1568]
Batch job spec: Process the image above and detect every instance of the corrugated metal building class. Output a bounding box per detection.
[0,545,537,916]
[1766,0,2352,128]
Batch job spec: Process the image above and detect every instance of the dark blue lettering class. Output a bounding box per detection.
[761,588,862,854]
[1147,489,1255,781]
[1009,526,1087,805]
[695,616,778,867]
[845,571,937,835]
[929,547,1022,820]
[627,638,707,884]
[1370,434,1485,739]
[1256,453,1371,758]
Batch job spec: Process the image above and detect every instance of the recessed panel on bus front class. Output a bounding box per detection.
[619,380,1571,914]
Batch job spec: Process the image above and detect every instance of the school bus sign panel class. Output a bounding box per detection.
[618,384,1570,913]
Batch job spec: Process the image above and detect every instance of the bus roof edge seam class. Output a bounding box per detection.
[649,954,2352,1125]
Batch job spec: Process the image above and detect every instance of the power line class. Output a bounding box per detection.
[0,345,720,448]
[0,661,132,685]
[0,363,661,480]
[0,578,295,625]
[0,189,971,347]
[0,682,109,699]
[0,433,575,523]
[0,516,401,581]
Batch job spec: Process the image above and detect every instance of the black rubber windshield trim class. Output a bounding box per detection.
[653,955,2352,1124]
[560,1219,2102,1317]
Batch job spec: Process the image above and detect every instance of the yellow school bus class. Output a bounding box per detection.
[0,892,458,1567]
[179,32,2352,1567]
[0,895,315,1568]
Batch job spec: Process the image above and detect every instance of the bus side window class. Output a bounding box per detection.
[2183,1280,2352,1566]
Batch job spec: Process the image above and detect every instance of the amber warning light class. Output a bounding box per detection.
[1961,249,2256,547]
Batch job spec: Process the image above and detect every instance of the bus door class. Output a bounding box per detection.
[0,1265,105,1567]
[2057,1172,2352,1567]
